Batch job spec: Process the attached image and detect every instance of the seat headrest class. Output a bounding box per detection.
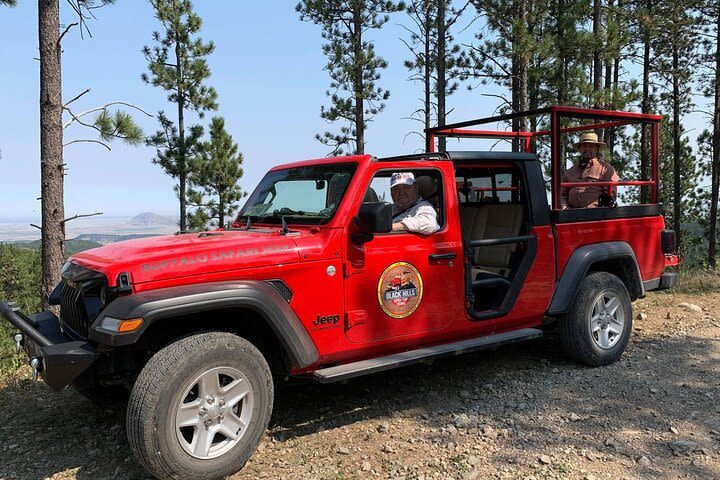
[363,187,379,203]
[416,175,438,200]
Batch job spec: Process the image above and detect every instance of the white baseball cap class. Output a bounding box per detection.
[390,172,416,189]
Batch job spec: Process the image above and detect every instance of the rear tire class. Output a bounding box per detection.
[560,272,632,366]
[127,332,273,480]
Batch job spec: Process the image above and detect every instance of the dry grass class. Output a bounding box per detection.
[666,270,720,295]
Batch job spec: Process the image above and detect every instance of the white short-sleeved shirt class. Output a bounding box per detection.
[393,199,440,235]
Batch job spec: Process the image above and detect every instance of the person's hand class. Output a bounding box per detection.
[392,222,405,231]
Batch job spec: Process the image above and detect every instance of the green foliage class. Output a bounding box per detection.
[92,109,144,145]
[297,0,405,155]
[0,0,17,7]
[146,111,204,180]
[142,0,218,115]
[187,117,245,230]
[0,245,41,375]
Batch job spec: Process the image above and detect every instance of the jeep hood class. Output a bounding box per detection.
[69,230,301,286]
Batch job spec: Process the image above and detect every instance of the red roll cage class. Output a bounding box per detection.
[425,106,663,211]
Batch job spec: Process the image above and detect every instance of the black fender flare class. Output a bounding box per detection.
[89,280,319,369]
[547,241,643,316]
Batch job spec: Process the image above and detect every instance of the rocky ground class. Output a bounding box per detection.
[1,291,719,480]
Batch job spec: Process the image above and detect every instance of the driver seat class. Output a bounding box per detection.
[415,175,441,225]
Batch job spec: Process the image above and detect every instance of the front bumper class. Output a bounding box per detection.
[0,301,98,390]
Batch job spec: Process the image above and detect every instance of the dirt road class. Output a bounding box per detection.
[1,291,719,480]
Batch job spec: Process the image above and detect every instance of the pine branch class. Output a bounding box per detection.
[61,211,103,225]
[63,139,112,150]
[64,101,153,128]
[58,22,79,45]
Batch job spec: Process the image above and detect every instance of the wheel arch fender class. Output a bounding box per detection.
[547,241,643,316]
[89,280,319,369]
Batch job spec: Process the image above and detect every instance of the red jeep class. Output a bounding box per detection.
[1,107,678,480]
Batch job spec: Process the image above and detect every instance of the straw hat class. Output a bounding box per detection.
[572,132,606,150]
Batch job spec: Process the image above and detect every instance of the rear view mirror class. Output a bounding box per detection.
[352,202,393,243]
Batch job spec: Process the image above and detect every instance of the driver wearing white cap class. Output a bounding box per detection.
[390,172,440,234]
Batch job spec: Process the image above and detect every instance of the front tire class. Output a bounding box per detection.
[127,332,273,480]
[560,272,632,366]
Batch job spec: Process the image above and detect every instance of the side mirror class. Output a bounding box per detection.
[352,202,393,243]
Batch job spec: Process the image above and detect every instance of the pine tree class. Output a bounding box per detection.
[698,0,720,268]
[187,117,245,230]
[402,0,436,138]
[297,0,405,155]
[143,0,218,231]
[652,0,700,251]
[402,0,466,147]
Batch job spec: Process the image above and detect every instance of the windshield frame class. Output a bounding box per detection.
[235,162,359,226]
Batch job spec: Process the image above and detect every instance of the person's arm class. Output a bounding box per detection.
[398,204,440,235]
[605,165,619,199]
[560,172,570,209]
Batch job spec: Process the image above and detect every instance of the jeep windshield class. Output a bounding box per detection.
[236,163,358,225]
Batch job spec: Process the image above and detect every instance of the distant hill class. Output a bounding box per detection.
[128,212,177,226]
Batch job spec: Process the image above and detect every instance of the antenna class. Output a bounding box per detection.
[246,215,252,230]
[281,216,288,235]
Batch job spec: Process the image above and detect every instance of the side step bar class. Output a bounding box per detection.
[313,328,543,383]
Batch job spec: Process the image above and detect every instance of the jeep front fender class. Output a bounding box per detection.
[89,280,319,369]
[547,241,643,316]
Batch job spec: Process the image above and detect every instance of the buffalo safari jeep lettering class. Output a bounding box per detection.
[141,245,290,272]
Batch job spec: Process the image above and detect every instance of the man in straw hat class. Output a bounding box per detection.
[560,132,619,209]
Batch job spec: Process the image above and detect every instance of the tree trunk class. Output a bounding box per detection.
[175,38,187,231]
[511,33,519,153]
[437,0,446,152]
[511,0,529,152]
[353,4,364,155]
[556,0,566,172]
[640,0,651,204]
[38,0,64,309]
[592,0,602,109]
[424,0,431,137]
[709,7,720,268]
[672,43,682,251]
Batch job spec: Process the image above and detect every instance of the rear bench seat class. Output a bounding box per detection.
[459,204,524,278]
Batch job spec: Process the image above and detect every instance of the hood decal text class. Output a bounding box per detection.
[140,244,291,272]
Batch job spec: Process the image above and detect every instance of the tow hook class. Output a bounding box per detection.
[29,357,42,383]
[14,333,23,353]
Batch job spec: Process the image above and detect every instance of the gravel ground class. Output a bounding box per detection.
[1,291,719,480]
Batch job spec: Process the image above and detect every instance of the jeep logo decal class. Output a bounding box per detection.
[311,314,341,332]
[377,262,424,318]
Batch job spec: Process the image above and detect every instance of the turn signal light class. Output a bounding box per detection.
[118,318,143,333]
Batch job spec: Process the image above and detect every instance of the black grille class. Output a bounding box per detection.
[266,280,293,302]
[60,282,90,338]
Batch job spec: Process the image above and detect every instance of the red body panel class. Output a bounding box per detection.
[554,215,667,282]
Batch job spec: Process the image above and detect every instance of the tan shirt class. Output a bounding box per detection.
[561,158,619,209]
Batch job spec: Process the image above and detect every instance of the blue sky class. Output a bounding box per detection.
[0,1,502,219]
[0,2,711,219]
